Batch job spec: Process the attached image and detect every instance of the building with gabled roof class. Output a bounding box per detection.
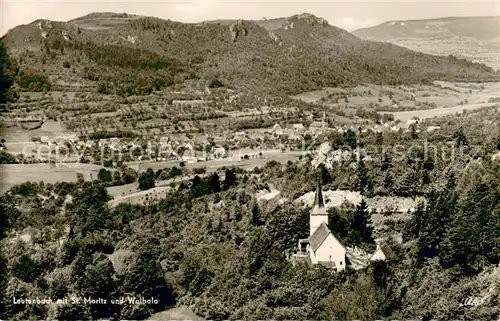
[369,242,395,262]
[270,123,283,136]
[290,178,398,270]
[291,178,347,271]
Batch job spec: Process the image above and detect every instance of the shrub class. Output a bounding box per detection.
[208,78,224,88]
[17,70,51,91]
[11,254,44,283]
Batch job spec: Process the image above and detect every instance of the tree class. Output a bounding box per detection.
[410,124,419,139]
[138,168,155,190]
[168,166,182,179]
[209,172,221,193]
[327,206,351,241]
[66,183,112,236]
[357,157,371,195]
[318,163,332,185]
[353,199,374,244]
[76,173,85,185]
[208,78,224,88]
[439,182,499,274]
[121,167,138,184]
[11,254,44,283]
[75,256,117,319]
[121,254,174,315]
[97,169,112,182]
[381,152,392,171]
[250,202,263,226]
[113,171,121,182]
[343,130,357,149]
[0,251,7,318]
[223,168,237,191]
[454,129,468,147]
[0,42,16,103]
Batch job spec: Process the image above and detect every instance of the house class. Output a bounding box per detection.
[182,155,198,163]
[271,123,283,136]
[289,180,397,270]
[308,118,330,136]
[41,136,50,144]
[213,147,227,159]
[234,131,246,140]
[309,121,324,131]
[369,242,395,262]
[283,128,301,140]
[194,135,209,147]
[292,123,305,134]
[109,137,121,145]
[184,142,194,151]
[291,179,347,271]
[98,139,109,147]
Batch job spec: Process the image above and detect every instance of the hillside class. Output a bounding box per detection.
[354,16,500,70]
[1,104,500,319]
[1,12,498,96]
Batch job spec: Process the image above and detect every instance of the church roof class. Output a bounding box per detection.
[377,242,395,258]
[309,222,330,252]
[309,222,347,253]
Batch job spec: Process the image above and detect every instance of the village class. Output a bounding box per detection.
[5,114,437,166]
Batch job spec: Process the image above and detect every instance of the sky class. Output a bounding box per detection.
[1,0,499,36]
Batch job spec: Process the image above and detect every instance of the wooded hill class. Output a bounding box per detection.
[1,13,498,96]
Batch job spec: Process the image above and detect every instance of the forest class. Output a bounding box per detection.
[1,108,499,319]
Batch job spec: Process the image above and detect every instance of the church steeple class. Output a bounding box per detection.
[310,176,328,236]
[313,177,325,208]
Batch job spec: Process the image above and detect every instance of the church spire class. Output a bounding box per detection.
[313,177,324,208]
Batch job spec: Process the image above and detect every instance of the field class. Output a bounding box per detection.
[292,81,500,123]
[391,102,498,122]
[0,163,104,194]
[108,186,172,208]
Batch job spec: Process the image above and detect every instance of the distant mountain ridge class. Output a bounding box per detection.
[1,12,497,96]
[354,16,500,40]
[354,16,500,70]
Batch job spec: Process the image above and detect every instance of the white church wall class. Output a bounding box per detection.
[310,234,346,270]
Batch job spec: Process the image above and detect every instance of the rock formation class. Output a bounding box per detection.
[229,20,248,41]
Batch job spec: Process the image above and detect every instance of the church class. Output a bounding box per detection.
[291,179,348,271]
